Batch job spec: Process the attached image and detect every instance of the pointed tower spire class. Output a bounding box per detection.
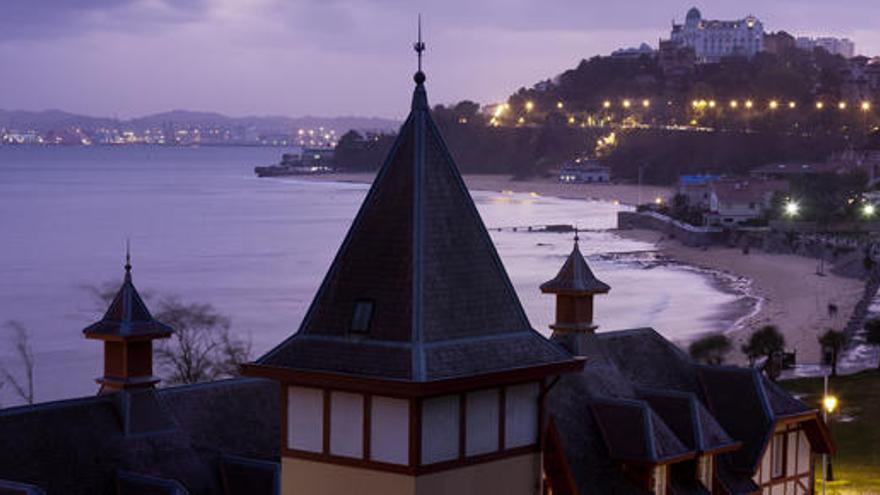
[83,252,173,394]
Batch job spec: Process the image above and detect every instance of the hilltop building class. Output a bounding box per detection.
[0,38,834,495]
[670,7,764,63]
[796,36,855,58]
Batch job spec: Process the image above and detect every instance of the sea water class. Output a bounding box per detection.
[0,146,741,405]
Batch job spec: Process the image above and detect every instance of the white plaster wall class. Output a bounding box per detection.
[330,391,363,458]
[421,395,460,464]
[288,386,324,452]
[370,396,410,465]
[465,389,499,456]
[504,382,539,449]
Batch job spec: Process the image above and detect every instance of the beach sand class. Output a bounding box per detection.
[616,229,865,365]
[300,172,672,206]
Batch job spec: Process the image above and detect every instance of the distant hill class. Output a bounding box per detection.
[0,109,399,134]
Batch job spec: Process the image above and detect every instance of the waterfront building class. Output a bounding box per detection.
[0,36,835,495]
[796,36,855,58]
[670,7,764,63]
[677,174,722,210]
[705,177,789,226]
[559,159,611,183]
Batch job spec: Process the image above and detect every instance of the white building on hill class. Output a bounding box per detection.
[670,7,764,63]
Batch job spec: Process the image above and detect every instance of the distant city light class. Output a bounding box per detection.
[568,116,576,124]
[525,101,535,112]
[642,99,651,108]
[708,100,717,108]
[838,102,847,110]
[784,200,800,217]
[769,100,779,110]
[788,101,797,109]
[730,100,739,109]
[603,100,611,109]
[622,99,632,109]
[816,101,825,109]
[517,116,525,124]
[864,203,876,217]
[745,100,754,109]
[654,196,664,205]
[556,101,564,109]
[862,101,872,112]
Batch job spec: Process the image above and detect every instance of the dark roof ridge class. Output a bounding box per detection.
[0,393,111,417]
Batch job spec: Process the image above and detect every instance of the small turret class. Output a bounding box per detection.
[541,232,610,334]
[83,250,172,394]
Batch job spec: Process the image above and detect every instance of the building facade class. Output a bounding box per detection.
[670,7,764,63]
[796,36,855,58]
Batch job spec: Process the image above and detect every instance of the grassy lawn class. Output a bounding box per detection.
[782,369,880,494]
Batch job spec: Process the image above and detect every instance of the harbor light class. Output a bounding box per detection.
[784,200,800,217]
[823,395,839,414]
[864,203,876,218]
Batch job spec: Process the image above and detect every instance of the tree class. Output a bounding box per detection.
[0,321,36,405]
[741,325,786,367]
[865,318,880,369]
[689,333,732,365]
[153,298,251,385]
[818,329,846,377]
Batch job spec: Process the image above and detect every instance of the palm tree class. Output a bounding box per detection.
[817,329,846,377]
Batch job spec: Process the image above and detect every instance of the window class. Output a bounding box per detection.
[504,382,540,448]
[653,465,667,495]
[370,396,410,465]
[421,395,460,464]
[697,455,713,489]
[771,433,786,478]
[287,386,323,452]
[465,389,500,456]
[329,391,363,458]
[351,300,374,333]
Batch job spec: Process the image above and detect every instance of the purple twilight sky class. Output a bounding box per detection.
[1,0,878,120]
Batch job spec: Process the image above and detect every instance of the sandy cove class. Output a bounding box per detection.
[300,172,864,365]
[616,229,865,365]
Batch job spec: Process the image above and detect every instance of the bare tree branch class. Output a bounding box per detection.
[0,320,36,405]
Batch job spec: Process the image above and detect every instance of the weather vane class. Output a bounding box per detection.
[414,14,425,73]
[574,227,580,244]
[125,238,132,272]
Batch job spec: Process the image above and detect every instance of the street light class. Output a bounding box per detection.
[769,100,779,110]
[784,200,800,217]
[823,395,839,414]
[622,99,632,109]
[816,101,825,110]
[862,101,872,112]
[864,203,876,218]
[745,100,754,109]
[525,101,535,112]
[642,99,651,108]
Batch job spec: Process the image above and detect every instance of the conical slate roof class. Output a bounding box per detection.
[540,241,610,294]
[257,73,574,382]
[83,260,173,340]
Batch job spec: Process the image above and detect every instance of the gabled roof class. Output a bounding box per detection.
[540,241,610,295]
[83,261,173,340]
[591,398,693,464]
[638,389,739,454]
[254,73,575,383]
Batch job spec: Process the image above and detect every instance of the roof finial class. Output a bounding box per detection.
[574,226,580,244]
[124,238,132,275]
[413,14,426,85]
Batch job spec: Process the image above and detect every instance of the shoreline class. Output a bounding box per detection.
[615,229,865,365]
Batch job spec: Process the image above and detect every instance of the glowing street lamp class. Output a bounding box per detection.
[556,101,564,109]
[708,100,717,109]
[642,99,651,108]
[603,100,611,109]
[864,203,876,218]
[784,200,800,217]
[823,395,839,414]
[838,101,847,110]
[622,99,632,109]
[730,100,739,109]
[788,101,797,109]
[745,100,754,109]
[525,101,535,112]
[816,101,825,110]
[862,101,872,112]
[769,100,779,110]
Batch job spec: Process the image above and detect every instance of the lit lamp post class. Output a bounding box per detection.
[822,373,839,495]
[784,199,800,218]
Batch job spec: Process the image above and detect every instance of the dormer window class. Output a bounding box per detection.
[351,300,374,333]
